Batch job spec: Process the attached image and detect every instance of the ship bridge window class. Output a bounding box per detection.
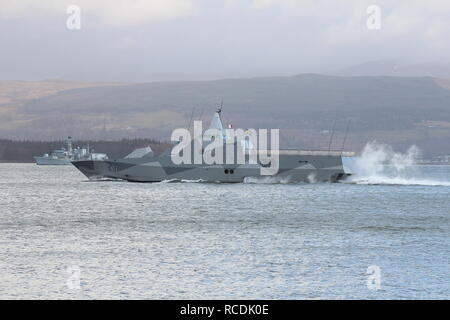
[298,160,308,164]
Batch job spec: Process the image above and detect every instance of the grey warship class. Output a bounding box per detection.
[34,136,108,165]
[72,110,353,183]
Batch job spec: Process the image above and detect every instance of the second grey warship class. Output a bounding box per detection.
[34,137,108,165]
[72,110,353,183]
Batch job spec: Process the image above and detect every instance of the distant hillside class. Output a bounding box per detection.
[0,74,449,157]
[334,61,450,78]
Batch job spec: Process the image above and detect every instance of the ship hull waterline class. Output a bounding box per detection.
[72,153,351,183]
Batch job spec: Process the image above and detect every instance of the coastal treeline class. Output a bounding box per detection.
[0,138,171,162]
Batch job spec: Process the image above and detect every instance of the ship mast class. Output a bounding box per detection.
[67,136,73,154]
[217,100,223,115]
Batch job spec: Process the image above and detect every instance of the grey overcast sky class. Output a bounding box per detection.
[1,0,449,81]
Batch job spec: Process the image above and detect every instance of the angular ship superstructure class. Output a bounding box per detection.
[72,110,353,183]
[34,137,108,165]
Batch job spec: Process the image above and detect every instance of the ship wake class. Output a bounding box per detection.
[344,142,450,186]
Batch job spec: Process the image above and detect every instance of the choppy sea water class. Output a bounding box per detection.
[0,163,449,299]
